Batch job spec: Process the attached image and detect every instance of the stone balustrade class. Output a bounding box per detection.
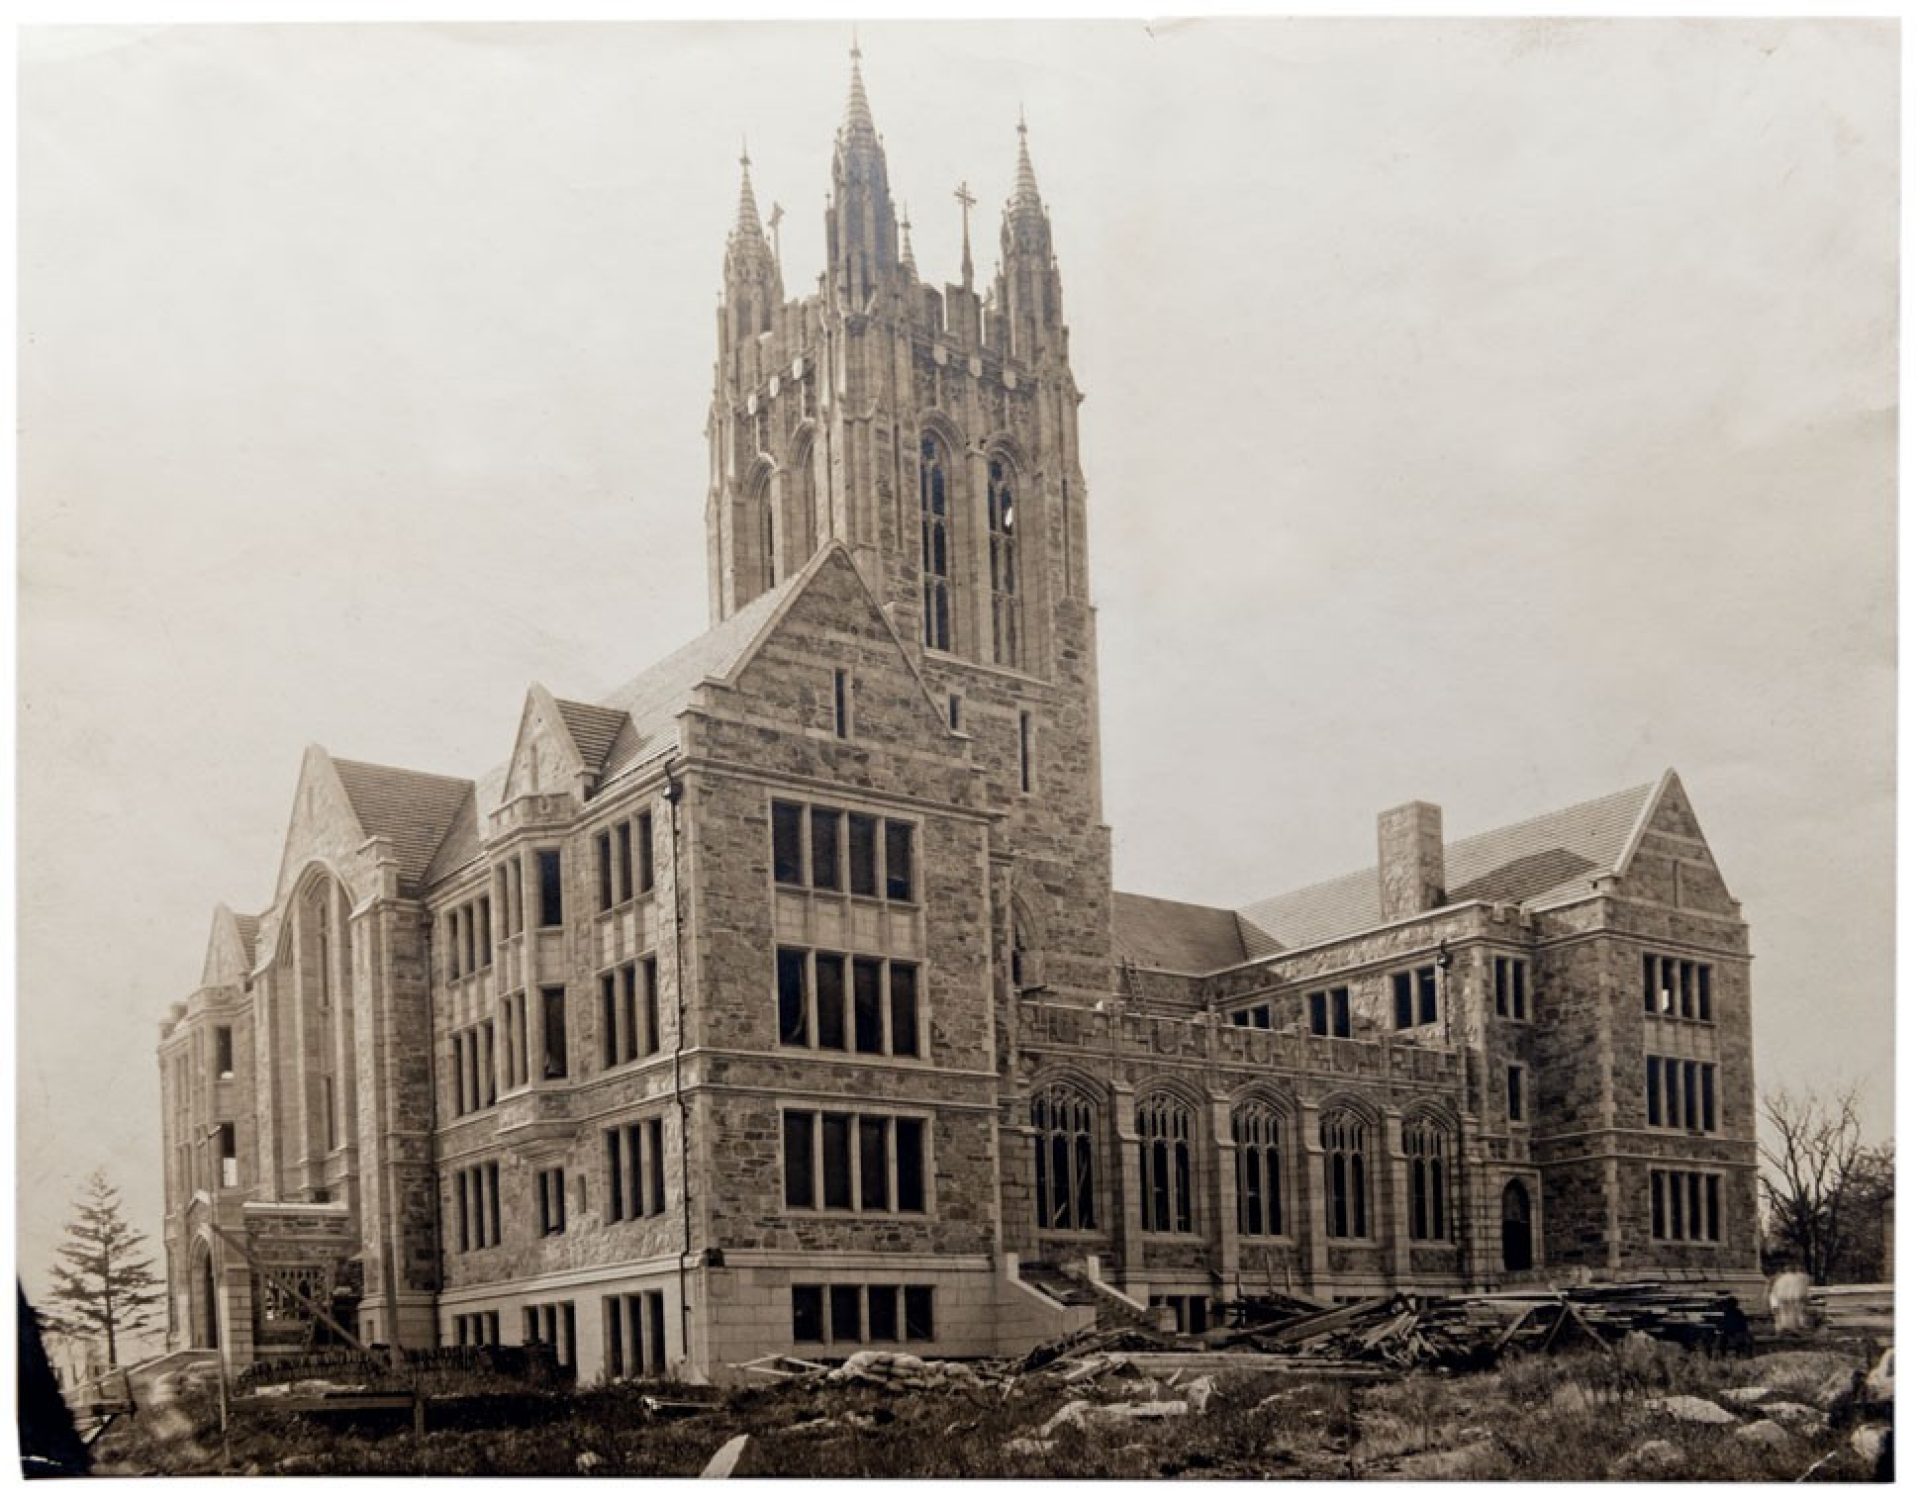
[1018,999,1462,1086]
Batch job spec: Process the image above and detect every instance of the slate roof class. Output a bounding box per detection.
[594,568,807,780]
[330,758,477,892]
[552,699,633,778]
[1236,780,1660,955]
[231,912,261,969]
[1112,891,1253,974]
[421,762,509,889]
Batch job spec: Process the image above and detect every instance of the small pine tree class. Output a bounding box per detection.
[44,1170,164,1369]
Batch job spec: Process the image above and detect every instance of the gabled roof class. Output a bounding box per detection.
[232,913,260,969]
[594,565,810,780]
[552,699,632,778]
[330,758,476,891]
[1112,891,1252,974]
[421,762,510,890]
[1236,779,1662,955]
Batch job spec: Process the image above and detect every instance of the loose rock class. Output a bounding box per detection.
[1734,1419,1792,1450]
[1850,1423,1891,1467]
[1610,1438,1684,1477]
[1653,1394,1735,1425]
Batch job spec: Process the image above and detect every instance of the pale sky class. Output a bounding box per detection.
[17,19,1897,1312]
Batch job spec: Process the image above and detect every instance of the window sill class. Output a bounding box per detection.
[597,1052,667,1077]
[777,1042,926,1066]
[774,882,921,912]
[1036,1228,1105,1241]
[783,1207,932,1221]
[593,896,657,921]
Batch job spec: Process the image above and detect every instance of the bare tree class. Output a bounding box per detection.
[43,1170,164,1369]
[1758,1084,1882,1284]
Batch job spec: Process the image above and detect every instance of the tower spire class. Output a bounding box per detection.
[734,142,762,238]
[828,36,898,308]
[844,35,876,141]
[1012,110,1043,217]
[900,206,917,279]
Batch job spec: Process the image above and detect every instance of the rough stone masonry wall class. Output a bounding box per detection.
[681,552,1001,1269]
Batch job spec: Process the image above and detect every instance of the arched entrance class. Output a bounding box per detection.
[1501,1179,1534,1273]
[190,1241,219,1350]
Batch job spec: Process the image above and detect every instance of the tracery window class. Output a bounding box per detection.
[1405,1117,1449,1241]
[1321,1109,1370,1239]
[919,434,952,651]
[1031,1085,1097,1231]
[1233,1104,1287,1238]
[988,457,1019,667]
[1136,1094,1194,1234]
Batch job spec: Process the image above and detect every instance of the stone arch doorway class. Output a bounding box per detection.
[189,1240,219,1350]
[1501,1179,1534,1273]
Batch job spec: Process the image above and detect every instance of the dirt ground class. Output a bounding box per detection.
[93,1340,1889,1480]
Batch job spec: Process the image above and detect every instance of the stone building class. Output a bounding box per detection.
[157,53,1763,1381]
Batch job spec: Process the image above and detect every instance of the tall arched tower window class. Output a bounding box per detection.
[1232,1103,1287,1238]
[758,488,777,593]
[1321,1109,1370,1239]
[1405,1117,1449,1241]
[1031,1084,1097,1231]
[987,456,1019,667]
[1136,1093,1194,1234]
[919,434,952,652]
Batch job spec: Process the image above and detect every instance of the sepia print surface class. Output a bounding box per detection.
[17,18,1896,1480]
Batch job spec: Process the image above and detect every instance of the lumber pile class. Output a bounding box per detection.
[1808,1284,1893,1337]
[1227,1282,1751,1370]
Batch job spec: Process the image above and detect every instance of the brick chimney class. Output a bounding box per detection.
[1378,801,1446,921]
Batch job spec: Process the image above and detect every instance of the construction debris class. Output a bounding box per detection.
[823,1350,992,1391]
[1223,1283,1751,1370]
[699,1433,749,1479]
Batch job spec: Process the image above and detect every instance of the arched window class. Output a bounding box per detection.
[1321,1109,1369,1239]
[1136,1094,1194,1234]
[987,457,1019,667]
[758,487,777,593]
[1405,1117,1449,1241]
[788,438,819,574]
[919,434,952,651]
[1233,1104,1287,1238]
[1031,1085,1096,1231]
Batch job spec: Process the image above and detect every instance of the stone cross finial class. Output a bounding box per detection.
[955,180,977,288]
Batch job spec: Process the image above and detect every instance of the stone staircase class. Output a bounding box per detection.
[1020,1260,1170,1337]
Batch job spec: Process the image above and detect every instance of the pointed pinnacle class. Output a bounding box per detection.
[844,39,876,138]
[734,147,763,237]
[1012,115,1042,211]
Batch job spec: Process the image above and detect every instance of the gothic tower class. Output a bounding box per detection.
[705,48,1112,1010]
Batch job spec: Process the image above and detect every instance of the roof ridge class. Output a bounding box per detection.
[1240,778,1659,917]
[330,756,474,790]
